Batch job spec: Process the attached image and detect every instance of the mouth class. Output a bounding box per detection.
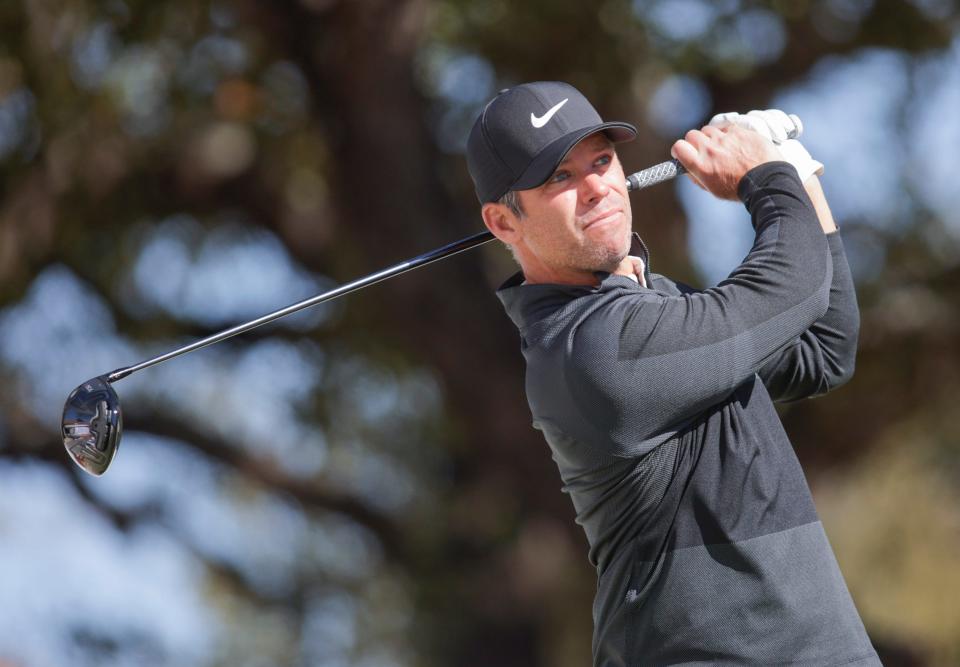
[583,208,622,231]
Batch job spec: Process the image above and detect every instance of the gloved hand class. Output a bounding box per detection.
[708,109,824,183]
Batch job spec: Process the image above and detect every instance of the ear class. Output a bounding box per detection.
[481,202,522,244]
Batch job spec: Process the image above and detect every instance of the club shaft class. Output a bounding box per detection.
[107,231,497,382]
[105,154,711,383]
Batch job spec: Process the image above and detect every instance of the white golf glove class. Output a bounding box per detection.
[709,109,824,183]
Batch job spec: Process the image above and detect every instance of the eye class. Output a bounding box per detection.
[550,170,570,183]
[595,154,612,167]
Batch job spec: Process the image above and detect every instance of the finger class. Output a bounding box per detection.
[754,110,788,143]
[763,109,794,132]
[741,112,776,141]
[671,138,701,170]
[764,109,799,136]
[708,111,739,128]
[787,114,803,137]
[701,124,725,139]
[723,112,769,139]
[759,109,791,143]
[683,128,709,150]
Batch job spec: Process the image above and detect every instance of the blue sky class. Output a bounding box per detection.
[1,13,958,666]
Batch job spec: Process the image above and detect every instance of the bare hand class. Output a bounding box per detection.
[671,125,782,201]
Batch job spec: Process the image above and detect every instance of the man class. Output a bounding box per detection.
[466,81,880,666]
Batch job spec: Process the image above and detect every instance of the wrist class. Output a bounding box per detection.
[778,139,824,183]
[737,161,801,205]
[803,175,838,233]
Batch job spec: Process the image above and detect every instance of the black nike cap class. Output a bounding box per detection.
[466,81,637,204]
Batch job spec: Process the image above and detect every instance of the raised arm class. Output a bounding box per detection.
[758,176,860,401]
[558,127,834,450]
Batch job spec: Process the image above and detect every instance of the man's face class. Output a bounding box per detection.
[512,133,633,283]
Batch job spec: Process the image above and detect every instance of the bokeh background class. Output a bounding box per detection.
[1,1,958,665]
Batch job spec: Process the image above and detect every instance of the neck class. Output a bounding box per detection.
[517,246,638,286]
[522,267,601,286]
[520,253,604,285]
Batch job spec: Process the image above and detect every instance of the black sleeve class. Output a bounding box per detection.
[758,232,860,402]
[566,162,834,445]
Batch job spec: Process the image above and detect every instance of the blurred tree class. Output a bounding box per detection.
[0,0,958,666]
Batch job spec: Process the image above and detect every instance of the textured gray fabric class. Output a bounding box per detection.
[625,522,877,665]
[495,162,879,666]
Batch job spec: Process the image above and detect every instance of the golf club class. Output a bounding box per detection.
[62,124,802,476]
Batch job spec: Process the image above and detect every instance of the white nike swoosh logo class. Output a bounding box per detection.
[530,98,568,128]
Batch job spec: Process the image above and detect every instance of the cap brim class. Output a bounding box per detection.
[510,122,637,192]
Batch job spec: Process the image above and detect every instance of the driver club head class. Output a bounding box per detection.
[62,376,123,476]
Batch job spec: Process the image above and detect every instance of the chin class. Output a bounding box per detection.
[568,226,631,273]
[584,247,628,274]
[618,229,632,255]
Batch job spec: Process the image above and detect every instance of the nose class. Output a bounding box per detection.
[580,172,609,203]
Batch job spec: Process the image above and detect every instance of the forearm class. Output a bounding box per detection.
[812,232,860,376]
[759,231,860,400]
[802,174,859,376]
[803,175,838,234]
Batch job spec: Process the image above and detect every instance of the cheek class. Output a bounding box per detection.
[526,202,575,242]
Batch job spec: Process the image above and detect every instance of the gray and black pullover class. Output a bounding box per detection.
[496,162,880,666]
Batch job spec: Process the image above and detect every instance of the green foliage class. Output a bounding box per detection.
[0,0,957,665]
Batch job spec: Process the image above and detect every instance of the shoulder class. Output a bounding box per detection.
[566,289,662,361]
[648,273,700,296]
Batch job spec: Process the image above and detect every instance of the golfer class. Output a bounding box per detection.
[466,81,879,666]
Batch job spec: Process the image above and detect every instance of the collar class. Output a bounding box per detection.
[496,232,652,332]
